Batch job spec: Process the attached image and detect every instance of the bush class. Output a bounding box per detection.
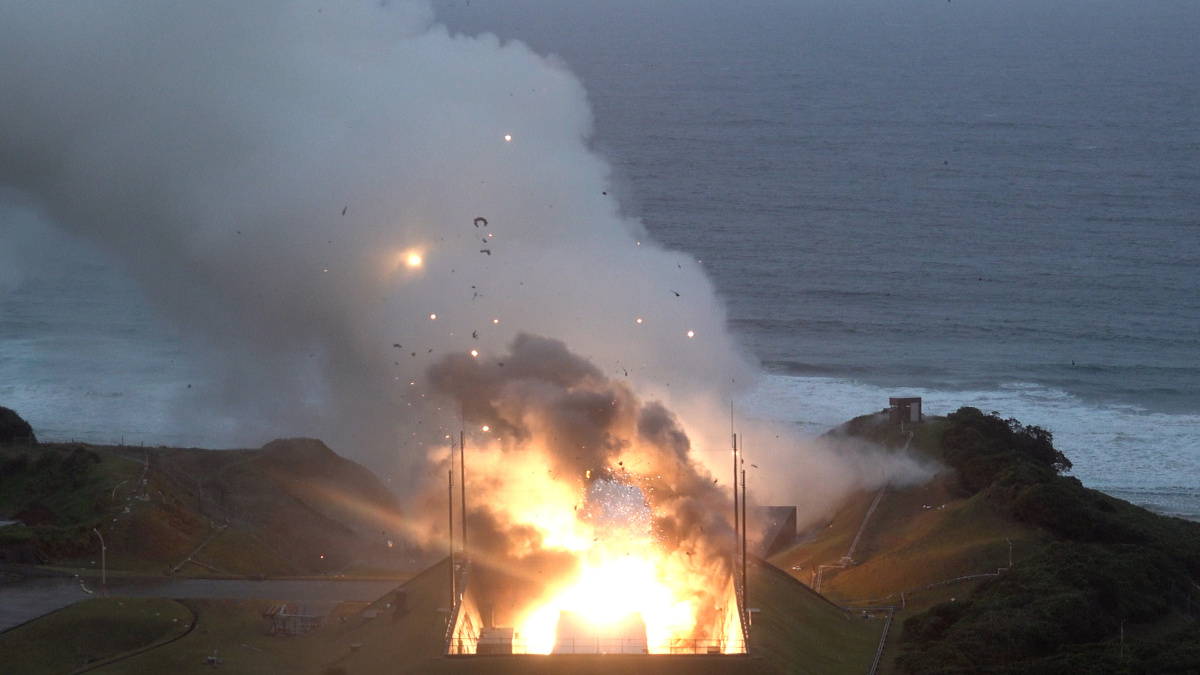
[0,406,37,445]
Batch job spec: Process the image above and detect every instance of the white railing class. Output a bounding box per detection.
[448,637,745,655]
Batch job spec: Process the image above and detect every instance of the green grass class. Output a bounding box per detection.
[0,597,192,674]
[88,599,290,675]
[748,558,884,675]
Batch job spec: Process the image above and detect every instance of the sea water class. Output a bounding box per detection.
[2,0,1198,518]
[432,0,1200,518]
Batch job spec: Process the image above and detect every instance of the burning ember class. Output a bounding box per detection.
[425,334,745,654]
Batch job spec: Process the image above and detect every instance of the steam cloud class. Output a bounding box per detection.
[0,1,930,516]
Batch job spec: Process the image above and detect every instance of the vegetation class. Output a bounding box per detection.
[894,407,1200,674]
[747,558,883,675]
[1,435,409,576]
[0,405,37,445]
[0,445,121,557]
[0,597,191,673]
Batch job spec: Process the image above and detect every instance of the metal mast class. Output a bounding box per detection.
[734,466,744,624]
[459,429,467,560]
[448,469,455,608]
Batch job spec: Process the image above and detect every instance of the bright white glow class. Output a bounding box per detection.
[636,318,643,324]
[470,350,479,357]
[430,313,437,320]
[504,134,512,142]
[493,318,499,324]
[518,555,693,654]
[482,425,490,432]
[405,252,423,268]
[687,330,695,338]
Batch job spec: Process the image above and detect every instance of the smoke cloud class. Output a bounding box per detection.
[0,0,929,519]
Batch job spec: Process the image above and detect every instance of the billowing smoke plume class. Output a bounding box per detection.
[0,1,929,516]
[0,0,747,473]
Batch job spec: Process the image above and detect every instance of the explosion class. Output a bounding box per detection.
[425,334,744,654]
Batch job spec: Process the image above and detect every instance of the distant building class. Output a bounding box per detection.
[889,397,922,424]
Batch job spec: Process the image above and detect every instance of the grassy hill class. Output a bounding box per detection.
[772,407,1200,674]
[0,433,409,577]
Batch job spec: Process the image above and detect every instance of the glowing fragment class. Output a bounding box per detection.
[430,313,437,320]
[406,252,423,268]
[482,425,490,432]
[493,318,499,324]
[504,134,512,142]
[687,331,695,338]
[636,318,643,324]
[470,350,479,357]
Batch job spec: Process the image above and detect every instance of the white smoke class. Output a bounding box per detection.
[0,0,928,510]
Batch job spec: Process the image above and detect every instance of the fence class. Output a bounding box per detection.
[447,636,745,655]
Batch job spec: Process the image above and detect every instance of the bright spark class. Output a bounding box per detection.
[687,330,695,338]
[636,318,643,324]
[430,313,437,320]
[406,252,423,268]
[470,350,479,357]
[493,318,500,324]
[504,134,512,142]
[482,425,490,432]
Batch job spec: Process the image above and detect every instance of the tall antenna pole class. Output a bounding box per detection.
[732,398,740,614]
[741,466,748,624]
[732,432,739,574]
[448,469,456,609]
[460,429,467,560]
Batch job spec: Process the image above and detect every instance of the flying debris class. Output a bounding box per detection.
[480,249,491,255]
[393,343,401,348]
[342,206,347,215]
[671,291,680,297]
[474,217,488,227]
[472,331,478,339]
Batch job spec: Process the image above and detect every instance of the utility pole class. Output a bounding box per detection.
[448,470,455,610]
[734,466,744,624]
[92,528,107,597]
[460,429,467,560]
[732,432,739,573]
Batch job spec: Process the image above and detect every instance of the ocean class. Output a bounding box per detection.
[2,0,1198,518]
[430,0,1200,519]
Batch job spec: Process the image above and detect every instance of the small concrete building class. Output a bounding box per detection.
[889,397,922,424]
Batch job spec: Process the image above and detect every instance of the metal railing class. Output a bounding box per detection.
[447,636,745,655]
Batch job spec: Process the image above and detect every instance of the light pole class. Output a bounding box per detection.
[92,528,107,597]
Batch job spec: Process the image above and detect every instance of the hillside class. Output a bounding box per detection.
[772,407,1200,674]
[0,428,409,577]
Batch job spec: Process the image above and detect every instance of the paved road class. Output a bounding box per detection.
[0,575,401,633]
